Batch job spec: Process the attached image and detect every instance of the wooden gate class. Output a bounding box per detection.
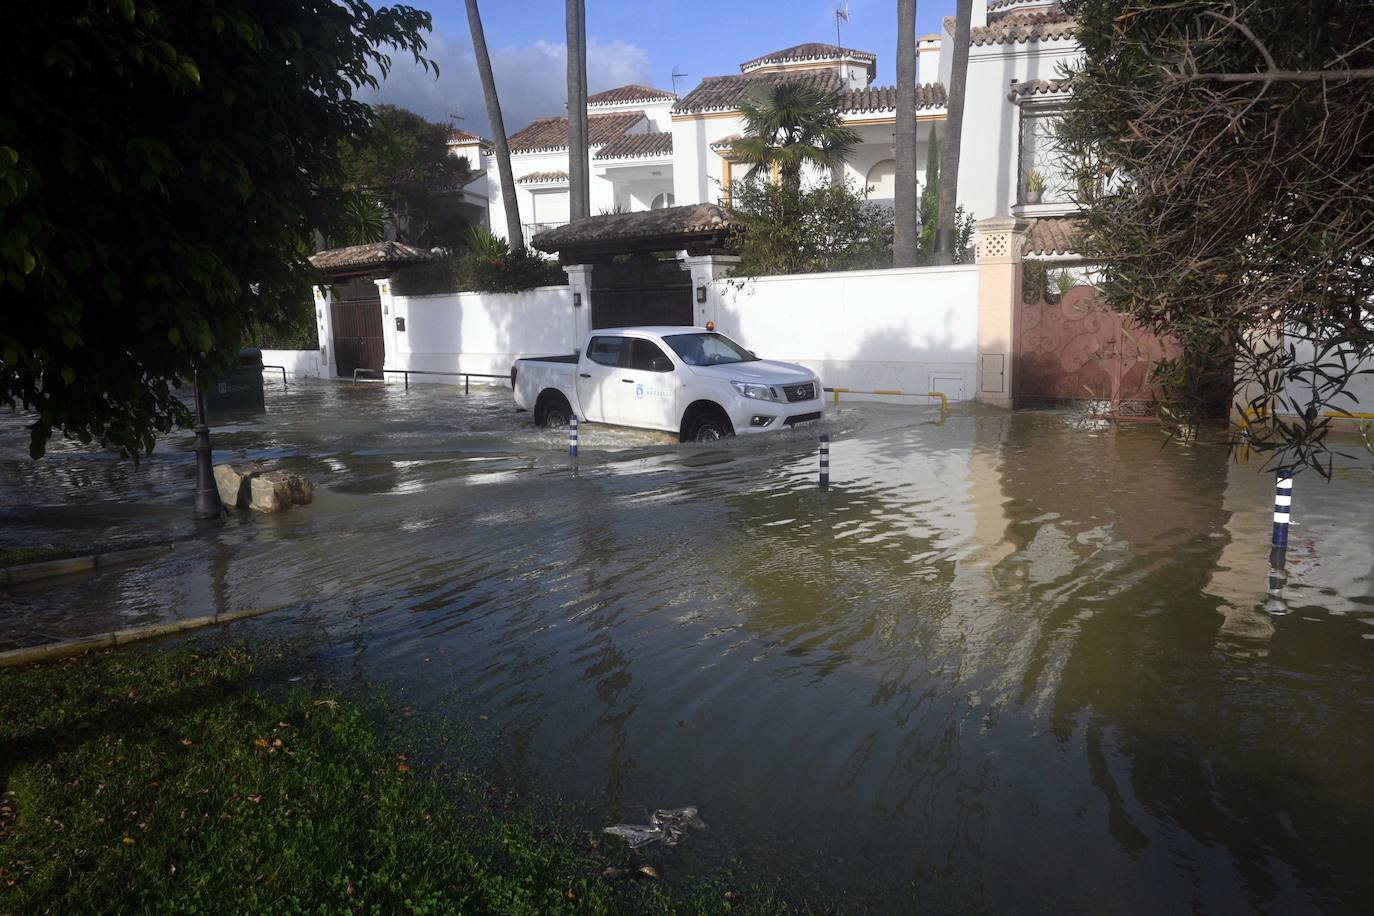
[590,254,693,329]
[1014,284,1180,415]
[330,276,385,378]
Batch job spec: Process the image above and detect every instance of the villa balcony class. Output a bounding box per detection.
[522,221,567,239]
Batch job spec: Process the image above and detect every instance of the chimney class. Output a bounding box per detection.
[918,34,941,86]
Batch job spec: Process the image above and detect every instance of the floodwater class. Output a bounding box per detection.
[3,380,1374,914]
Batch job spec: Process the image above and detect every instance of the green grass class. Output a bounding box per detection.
[0,645,804,914]
[0,546,79,568]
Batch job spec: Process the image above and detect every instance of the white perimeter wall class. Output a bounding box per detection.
[1280,340,1374,416]
[708,264,981,401]
[387,285,577,382]
[259,349,320,378]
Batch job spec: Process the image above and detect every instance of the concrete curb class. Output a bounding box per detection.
[0,605,283,668]
[1,544,174,586]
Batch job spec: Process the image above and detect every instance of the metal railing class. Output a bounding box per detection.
[352,367,510,393]
[261,365,289,388]
[825,386,950,418]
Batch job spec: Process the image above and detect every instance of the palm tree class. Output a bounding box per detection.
[463,0,524,252]
[565,0,589,220]
[935,0,973,264]
[734,80,860,197]
[893,0,919,267]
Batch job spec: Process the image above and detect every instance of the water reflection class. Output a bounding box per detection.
[3,383,1373,912]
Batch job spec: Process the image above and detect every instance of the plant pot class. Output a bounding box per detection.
[1024,190,1043,205]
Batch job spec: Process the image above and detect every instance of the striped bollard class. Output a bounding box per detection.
[819,434,830,490]
[569,415,579,458]
[1265,470,1292,614]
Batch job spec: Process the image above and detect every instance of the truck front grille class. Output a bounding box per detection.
[782,382,815,402]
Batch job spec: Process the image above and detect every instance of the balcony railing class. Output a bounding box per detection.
[522,221,567,238]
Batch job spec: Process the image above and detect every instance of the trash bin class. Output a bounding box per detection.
[203,347,266,414]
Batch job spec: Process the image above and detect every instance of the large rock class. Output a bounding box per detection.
[214,464,252,508]
[248,470,313,512]
[213,464,312,513]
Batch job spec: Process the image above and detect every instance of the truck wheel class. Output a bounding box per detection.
[537,393,572,429]
[688,412,732,442]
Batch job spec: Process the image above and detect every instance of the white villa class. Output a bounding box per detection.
[453,0,1081,255]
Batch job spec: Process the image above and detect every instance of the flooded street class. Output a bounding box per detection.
[3,380,1373,913]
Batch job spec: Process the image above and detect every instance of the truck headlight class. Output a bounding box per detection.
[731,381,777,401]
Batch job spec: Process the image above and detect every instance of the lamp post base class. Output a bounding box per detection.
[193,424,225,520]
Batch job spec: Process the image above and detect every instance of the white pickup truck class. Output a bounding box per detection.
[511,326,823,442]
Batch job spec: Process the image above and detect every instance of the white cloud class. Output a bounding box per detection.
[360,30,655,136]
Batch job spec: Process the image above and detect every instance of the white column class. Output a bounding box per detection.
[974,216,1027,410]
[682,254,741,328]
[563,264,594,350]
[313,285,336,379]
[375,277,399,370]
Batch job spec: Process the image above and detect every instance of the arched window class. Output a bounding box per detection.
[650,191,675,210]
[865,159,896,200]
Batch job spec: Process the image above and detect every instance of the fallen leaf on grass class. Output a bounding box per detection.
[253,738,269,748]
[396,764,411,773]
[121,837,135,846]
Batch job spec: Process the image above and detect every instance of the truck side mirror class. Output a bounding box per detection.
[648,357,673,372]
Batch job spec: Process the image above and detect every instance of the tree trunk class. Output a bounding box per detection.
[464,0,524,252]
[892,0,919,268]
[566,0,589,221]
[934,0,972,264]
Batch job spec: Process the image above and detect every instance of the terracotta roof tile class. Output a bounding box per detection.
[842,83,947,113]
[309,241,433,273]
[1007,78,1072,102]
[516,170,569,184]
[710,133,742,151]
[446,128,489,145]
[1023,216,1082,256]
[957,8,1076,45]
[507,111,644,154]
[587,84,677,106]
[674,71,839,114]
[594,132,673,160]
[531,204,736,254]
[740,43,876,72]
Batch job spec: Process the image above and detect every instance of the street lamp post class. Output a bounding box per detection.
[192,367,224,519]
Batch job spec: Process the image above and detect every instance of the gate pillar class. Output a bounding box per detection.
[313,284,336,379]
[974,217,1028,409]
[683,254,741,328]
[563,263,594,350]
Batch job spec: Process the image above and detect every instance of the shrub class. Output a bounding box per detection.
[391,227,565,296]
[727,176,893,277]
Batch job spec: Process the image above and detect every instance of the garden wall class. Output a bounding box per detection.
[386,285,577,383]
[707,264,981,402]
[259,349,321,378]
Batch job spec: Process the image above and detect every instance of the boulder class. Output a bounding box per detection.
[214,464,252,509]
[212,464,312,513]
[248,470,313,512]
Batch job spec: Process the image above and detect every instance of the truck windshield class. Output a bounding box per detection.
[662,333,758,366]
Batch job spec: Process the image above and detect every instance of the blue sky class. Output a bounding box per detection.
[365,0,956,136]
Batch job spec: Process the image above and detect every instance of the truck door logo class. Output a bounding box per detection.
[636,383,644,399]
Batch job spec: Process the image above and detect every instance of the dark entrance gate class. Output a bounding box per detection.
[330,276,385,378]
[590,254,693,329]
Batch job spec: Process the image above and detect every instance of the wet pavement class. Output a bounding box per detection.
[3,380,1374,913]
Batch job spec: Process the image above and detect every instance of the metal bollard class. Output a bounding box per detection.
[569,415,578,458]
[819,434,830,490]
[1265,470,1293,614]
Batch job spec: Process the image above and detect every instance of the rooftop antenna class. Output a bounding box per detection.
[834,3,849,49]
[671,65,689,95]
[446,110,465,129]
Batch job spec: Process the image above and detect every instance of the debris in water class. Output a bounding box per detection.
[603,806,707,849]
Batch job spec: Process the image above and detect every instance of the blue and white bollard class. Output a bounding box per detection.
[569,415,579,458]
[819,434,830,490]
[1265,470,1293,614]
